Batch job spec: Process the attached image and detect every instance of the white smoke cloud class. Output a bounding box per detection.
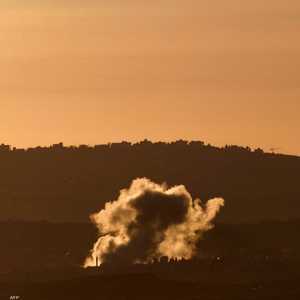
[84,178,224,268]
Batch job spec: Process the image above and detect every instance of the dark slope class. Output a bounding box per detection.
[0,141,299,222]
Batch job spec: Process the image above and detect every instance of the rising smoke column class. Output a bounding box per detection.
[84,178,224,267]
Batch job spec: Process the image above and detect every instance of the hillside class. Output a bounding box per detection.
[0,140,299,222]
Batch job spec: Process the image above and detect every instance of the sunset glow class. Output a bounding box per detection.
[1,1,299,154]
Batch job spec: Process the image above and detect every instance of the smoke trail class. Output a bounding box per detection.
[84,178,224,267]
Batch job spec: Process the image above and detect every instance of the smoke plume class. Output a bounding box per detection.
[84,178,224,267]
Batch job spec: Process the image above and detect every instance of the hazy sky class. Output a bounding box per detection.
[1,1,299,154]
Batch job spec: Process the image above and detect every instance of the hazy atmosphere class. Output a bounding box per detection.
[1,2,300,299]
[1,0,299,154]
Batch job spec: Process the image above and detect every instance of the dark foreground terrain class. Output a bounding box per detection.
[1,257,300,300]
[1,221,300,300]
[1,272,300,300]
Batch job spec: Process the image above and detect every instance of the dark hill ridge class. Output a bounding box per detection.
[0,140,299,222]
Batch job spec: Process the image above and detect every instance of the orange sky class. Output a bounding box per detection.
[0,1,299,154]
